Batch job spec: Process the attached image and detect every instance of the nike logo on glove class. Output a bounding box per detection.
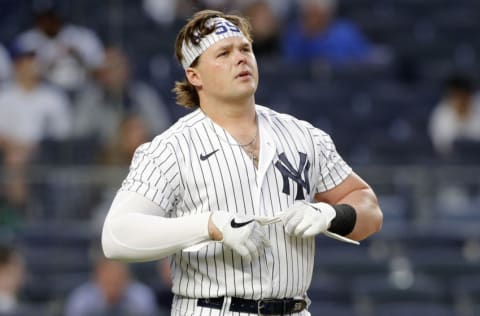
[200,149,219,161]
[230,219,254,228]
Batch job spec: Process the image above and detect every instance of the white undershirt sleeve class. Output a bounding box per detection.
[102,190,211,262]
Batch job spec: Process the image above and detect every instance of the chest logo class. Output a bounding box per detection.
[200,149,219,161]
[230,219,254,228]
[275,152,311,200]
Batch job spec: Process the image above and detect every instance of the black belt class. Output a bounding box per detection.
[197,296,307,315]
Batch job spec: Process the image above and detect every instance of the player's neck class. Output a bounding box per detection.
[200,96,257,141]
[201,96,256,127]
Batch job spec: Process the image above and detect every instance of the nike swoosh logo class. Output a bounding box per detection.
[230,219,254,228]
[200,149,219,161]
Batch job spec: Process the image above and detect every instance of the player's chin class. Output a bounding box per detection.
[230,87,256,101]
[238,83,257,95]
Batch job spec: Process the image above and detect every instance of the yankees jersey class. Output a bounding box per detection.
[120,105,351,301]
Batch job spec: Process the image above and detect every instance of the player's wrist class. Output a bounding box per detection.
[208,213,224,241]
[329,204,357,236]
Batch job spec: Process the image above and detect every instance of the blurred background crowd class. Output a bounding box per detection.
[0,0,479,315]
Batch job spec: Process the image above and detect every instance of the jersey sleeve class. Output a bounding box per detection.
[311,128,352,193]
[120,139,181,212]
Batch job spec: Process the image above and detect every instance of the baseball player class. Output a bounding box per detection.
[102,9,383,315]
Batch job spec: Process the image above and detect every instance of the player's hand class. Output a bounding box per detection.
[210,212,269,263]
[281,201,336,238]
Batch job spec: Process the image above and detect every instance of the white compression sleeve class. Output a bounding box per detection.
[102,190,211,262]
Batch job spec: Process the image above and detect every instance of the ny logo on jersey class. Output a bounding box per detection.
[275,152,310,200]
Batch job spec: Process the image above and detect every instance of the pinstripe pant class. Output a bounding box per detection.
[171,295,312,316]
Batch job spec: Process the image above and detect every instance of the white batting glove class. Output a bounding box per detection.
[211,212,270,263]
[281,201,336,238]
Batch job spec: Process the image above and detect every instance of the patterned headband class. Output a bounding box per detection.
[181,17,247,69]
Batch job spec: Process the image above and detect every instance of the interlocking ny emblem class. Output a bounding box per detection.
[275,152,310,200]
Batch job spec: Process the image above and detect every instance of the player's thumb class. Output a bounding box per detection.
[302,220,328,238]
[236,245,252,263]
[235,244,250,257]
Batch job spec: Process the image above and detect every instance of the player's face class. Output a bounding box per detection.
[193,36,259,103]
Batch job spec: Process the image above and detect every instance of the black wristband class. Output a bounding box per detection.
[329,204,357,236]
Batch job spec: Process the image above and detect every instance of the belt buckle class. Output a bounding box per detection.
[293,299,307,313]
[257,299,285,316]
[257,299,265,316]
[257,299,277,315]
[257,298,306,315]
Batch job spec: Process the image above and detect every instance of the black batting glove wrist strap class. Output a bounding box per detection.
[329,204,357,236]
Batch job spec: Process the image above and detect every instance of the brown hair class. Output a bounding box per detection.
[173,10,253,109]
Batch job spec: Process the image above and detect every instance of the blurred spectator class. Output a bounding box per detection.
[0,44,12,84]
[142,0,178,26]
[0,245,28,315]
[87,114,172,310]
[429,74,480,156]
[143,0,284,58]
[15,0,104,94]
[72,46,171,161]
[155,259,173,312]
[243,1,282,58]
[0,41,71,209]
[144,0,210,26]
[0,189,24,230]
[191,0,293,19]
[251,0,293,20]
[64,258,159,316]
[89,116,151,237]
[100,115,150,165]
[282,0,372,64]
[196,0,233,11]
[85,116,173,314]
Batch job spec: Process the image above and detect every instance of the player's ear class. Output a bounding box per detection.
[185,67,202,88]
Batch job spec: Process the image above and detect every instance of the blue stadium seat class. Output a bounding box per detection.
[377,193,411,228]
[349,7,416,45]
[454,269,480,315]
[286,80,350,122]
[17,222,94,302]
[315,239,389,278]
[330,62,396,86]
[352,273,447,305]
[428,184,480,238]
[409,248,480,287]
[3,303,51,316]
[453,275,480,302]
[375,302,455,316]
[23,271,89,302]
[259,58,314,83]
[308,301,358,316]
[308,274,352,304]
[17,221,93,246]
[450,140,480,164]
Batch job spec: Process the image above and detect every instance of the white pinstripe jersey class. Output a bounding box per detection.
[120,105,352,301]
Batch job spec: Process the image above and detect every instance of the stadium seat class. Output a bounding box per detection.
[17,222,94,302]
[352,272,450,316]
[377,193,411,227]
[375,302,455,316]
[308,301,358,316]
[308,273,352,304]
[409,249,480,288]
[428,184,480,238]
[315,240,389,278]
[4,303,51,316]
[450,140,480,164]
[352,273,447,304]
[23,271,89,303]
[453,275,480,300]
